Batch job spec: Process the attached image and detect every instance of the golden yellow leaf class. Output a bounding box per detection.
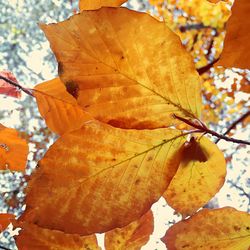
[79,0,127,11]
[164,136,226,216]
[216,0,250,69]
[15,222,100,250]
[0,213,14,232]
[34,78,93,135]
[105,210,153,250]
[40,7,201,129]
[20,121,185,234]
[0,125,28,171]
[162,207,250,250]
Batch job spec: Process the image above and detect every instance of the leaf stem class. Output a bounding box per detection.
[174,114,250,146]
[215,110,250,143]
[0,75,34,97]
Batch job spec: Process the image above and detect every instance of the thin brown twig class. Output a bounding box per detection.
[215,110,250,144]
[174,114,250,145]
[197,57,219,75]
[0,75,34,97]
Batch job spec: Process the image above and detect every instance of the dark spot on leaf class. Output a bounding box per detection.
[112,158,116,162]
[246,226,250,230]
[65,81,79,99]
[147,156,153,161]
[181,244,190,248]
[121,55,125,60]
[84,104,90,108]
[181,137,207,164]
[135,179,140,185]
[234,226,241,231]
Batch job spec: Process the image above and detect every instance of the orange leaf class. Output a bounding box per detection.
[34,78,93,135]
[79,0,127,11]
[105,210,153,250]
[0,213,14,232]
[0,124,28,171]
[15,222,101,250]
[216,0,250,69]
[40,7,201,129]
[162,207,250,250]
[0,70,21,98]
[164,136,226,216]
[20,121,185,234]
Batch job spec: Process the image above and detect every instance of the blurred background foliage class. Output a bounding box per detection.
[0,0,249,249]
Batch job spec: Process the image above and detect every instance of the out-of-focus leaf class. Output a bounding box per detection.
[162,207,250,250]
[20,121,185,235]
[0,213,14,232]
[0,124,28,171]
[105,210,153,250]
[164,136,226,216]
[79,0,127,11]
[216,0,250,69]
[15,222,101,250]
[0,70,21,98]
[40,7,201,129]
[34,78,93,135]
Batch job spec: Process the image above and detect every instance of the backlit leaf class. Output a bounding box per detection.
[0,124,28,171]
[162,207,250,250]
[79,0,127,11]
[105,210,153,250]
[216,0,250,69]
[0,213,14,232]
[164,136,226,216]
[34,78,93,135]
[15,222,100,250]
[0,70,21,98]
[20,121,185,234]
[40,7,201,129]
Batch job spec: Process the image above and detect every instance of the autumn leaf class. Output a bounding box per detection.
[162,207,250,250]
[216,0,250,69]
[0,213,14,232]
[40,7,201,129]
[105,210,153,250]
[0,124,28,171]
[79,0,127,11]
[20,121,185,234]
[15,222,101,250]
[34,78,93,135]
[0,70,21,98]
[164,136,226,216]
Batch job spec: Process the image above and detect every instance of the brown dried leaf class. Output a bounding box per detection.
[216,0,250,69]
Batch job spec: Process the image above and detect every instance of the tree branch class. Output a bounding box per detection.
[0,245,11,250]
[215,110,250,144]
[227,179,250,200]
[174,114,250,145]
[197,57,219,75]
[0,75,33,97]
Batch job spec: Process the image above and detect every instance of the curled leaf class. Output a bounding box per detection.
[105,210,153,250]
[0,124,28,172]
[40,7,201,129]
[79,0,127,11]
[20,121,185,234]
[34,78,93,135]
[15,222,100,250]
[162,207,250,250]
[164,136,226,216]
